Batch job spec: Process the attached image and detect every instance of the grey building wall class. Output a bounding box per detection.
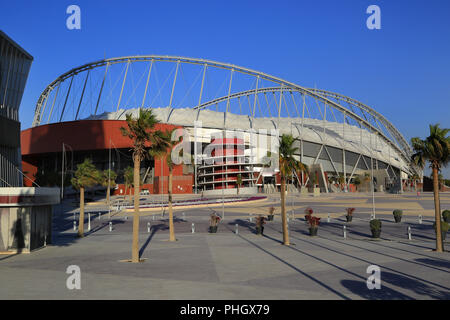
[0,30,33,187]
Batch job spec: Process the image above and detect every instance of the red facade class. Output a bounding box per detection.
[20,120,193,194]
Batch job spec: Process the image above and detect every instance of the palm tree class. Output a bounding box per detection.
[120,109,162,263]
[363,172,371,192]
[123,166,134,204]
[279,134,307,245]
[411,124,450,252]
[411,173,420,191]
[101,169,117,207]
[71,159,100,238]
[354,175,361,191]
[149,129,179,242]
[236,174,243,195]
[337,173,345,191]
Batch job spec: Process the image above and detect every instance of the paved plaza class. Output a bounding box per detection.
[1,192,449,299]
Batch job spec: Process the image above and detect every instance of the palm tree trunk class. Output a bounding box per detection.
[168,167,175,242]
[131,155,141,262]
[78,187,85,238]
[280,175,290,245]
[106,185,110,205]
[432,166,443,252]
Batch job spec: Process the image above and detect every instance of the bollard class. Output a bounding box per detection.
[109,221,112,232]
[343,225,347,239]
[235,224,239,235]
[88,213,91,231]
[152,215,155,221]
[408,226,412,240]
[98,212,101,220]
[419,215,422,224]
[182,212,186,221]
[191,223,195,234]
[249,217,253,223]
[73,212,76,221]
[73,220,77,231]
[327,213,330,223]
[147,222,151,233]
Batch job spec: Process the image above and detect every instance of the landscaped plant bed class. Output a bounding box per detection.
[122,196,267,209]
[393,209,403,223]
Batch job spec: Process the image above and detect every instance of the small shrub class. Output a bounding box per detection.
[370,219,382,231]
[442,210,450,222]
[433,221,449,233]
[304,207,313,215]
[393,209,403,217]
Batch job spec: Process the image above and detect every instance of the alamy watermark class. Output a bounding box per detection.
[66,5,81,30]
[66,265,81,290]
[366,5,381,30]
[366,265,381,290]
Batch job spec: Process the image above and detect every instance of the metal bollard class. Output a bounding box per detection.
[419,215,422,224]
[407,226,412,240]
[343,225,347,239]
[147,222,151,233]
[327,213,330,223]
[73,220,77,231]
[109,221,112,232]
[152,215,155,221]
[191,223,195,234]
[249,217,253,223]
[235,224,239,235]
[88,213,91,231]
[98,212,101,220]
[182,212,186,221]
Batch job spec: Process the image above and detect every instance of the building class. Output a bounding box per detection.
[22,55,421,196]
[0,30,59,253]
[0,30,33,187]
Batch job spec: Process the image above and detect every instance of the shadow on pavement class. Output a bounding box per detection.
[139,223,169,258]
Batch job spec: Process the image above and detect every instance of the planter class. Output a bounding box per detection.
[309,227,318,236]
[256,226,264,235]
[267,215,274,221]
[394,216,402,223]
[209,226,218,233]
[346,215,353,222]
[371,229,381,238]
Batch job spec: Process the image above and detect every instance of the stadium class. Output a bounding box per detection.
[20,55,420,196]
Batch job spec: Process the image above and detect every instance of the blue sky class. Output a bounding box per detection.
[1,0,450,177]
